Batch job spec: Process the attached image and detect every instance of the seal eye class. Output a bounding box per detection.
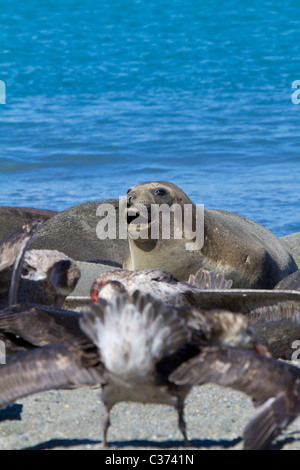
[154,188,167,197]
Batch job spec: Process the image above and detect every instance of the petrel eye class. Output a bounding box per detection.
[127,188,132,194]
[154,188,167,196]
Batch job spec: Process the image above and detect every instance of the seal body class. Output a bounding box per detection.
[123,182,297,288]
[274,270,300,291]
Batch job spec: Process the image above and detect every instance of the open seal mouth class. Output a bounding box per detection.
[126,204,154,237]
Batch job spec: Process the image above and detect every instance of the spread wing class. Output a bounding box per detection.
[169,345,300,449]
[246,302,300,324]
[183,289,300,319]
[0,220,43,305]
[170,345,298,401]
[0,340,105,410]
[0,304,85,352]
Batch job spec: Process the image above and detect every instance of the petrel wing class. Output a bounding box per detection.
[0,219,43,305]
[0,303,85,352]
[170,345,299,401]
[183,289,300,318]
[0,340,104,410]
[8,220,44,305]
[0,219,43,272]
[169,345,300,449]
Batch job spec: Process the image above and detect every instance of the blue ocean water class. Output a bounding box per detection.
[0,0,299,237]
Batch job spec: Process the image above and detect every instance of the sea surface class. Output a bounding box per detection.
[0,0,299,237]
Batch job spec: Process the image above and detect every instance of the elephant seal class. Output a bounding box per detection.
[274,270,300,291]
[123,182,297,288]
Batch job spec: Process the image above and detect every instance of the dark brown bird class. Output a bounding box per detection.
[0,290,282,449]
[0,221,80,308]
[18,249,81,307]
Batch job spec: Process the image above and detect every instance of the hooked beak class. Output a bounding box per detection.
[90,280,101,304]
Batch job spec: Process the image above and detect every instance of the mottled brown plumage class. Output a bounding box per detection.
[0,303,85,354]
[17,249,81,307]
[89,268,300,322]
[170,344,300,450]
[0,340,104,408]
[0,291,270,448]
[0,221,80,308]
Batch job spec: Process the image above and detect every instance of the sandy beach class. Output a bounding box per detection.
[1,382,300,451]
